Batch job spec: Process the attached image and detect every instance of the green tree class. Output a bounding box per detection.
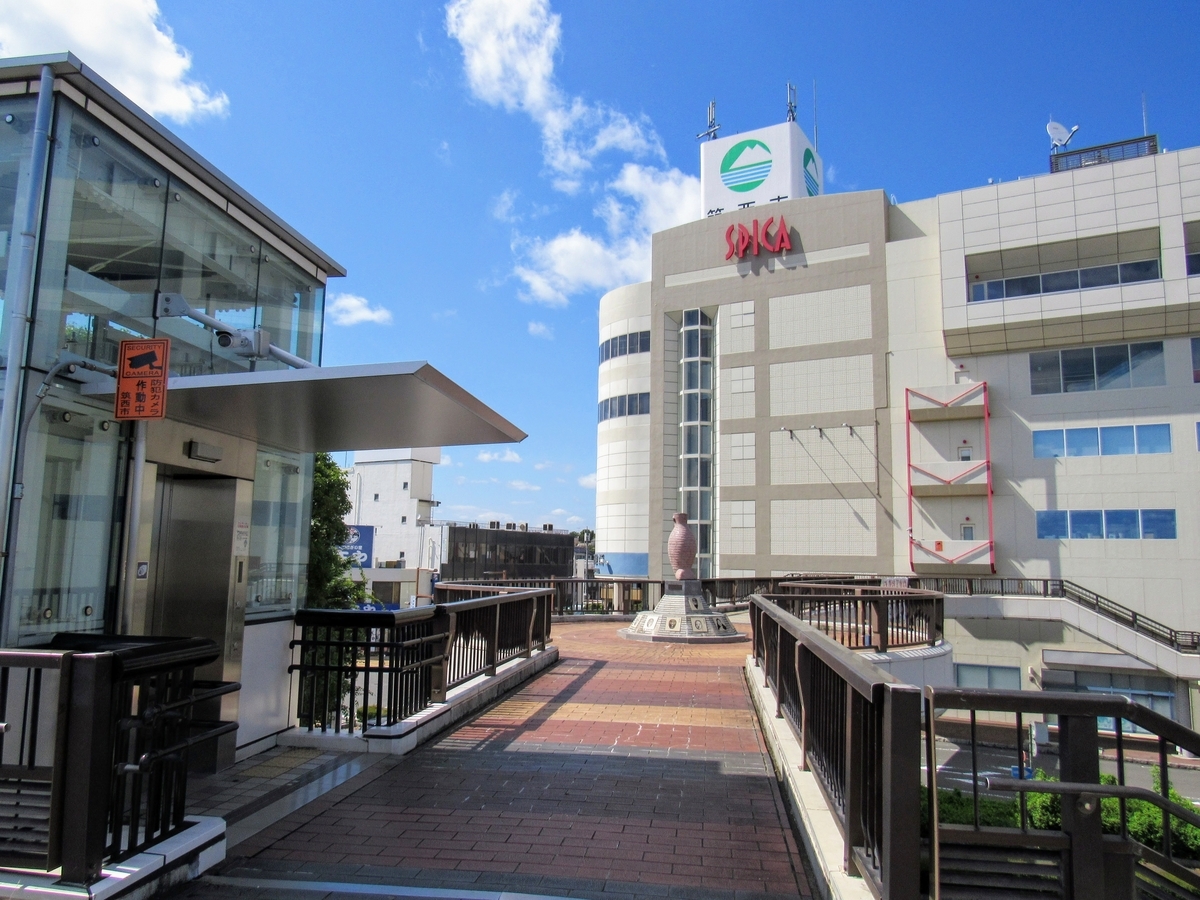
[306,452,369,609]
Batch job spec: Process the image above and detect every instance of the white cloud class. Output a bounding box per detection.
[491,188,519,222]
[327,293,393,326]
[0,0,228,123]
[577,472,596,489]
[509,480,540,491]
[549,508,568,516]
[826,163,838,184]
[439,453,453,465]
[477,448,521,463]
[567,515,584,524]
[445,0,662,187]
[527,321,553,339]
[533,461,552,470]
[514,162,698,305]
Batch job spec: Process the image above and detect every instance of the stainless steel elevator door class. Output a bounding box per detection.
[148,476,236,642]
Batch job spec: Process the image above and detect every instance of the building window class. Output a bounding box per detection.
[956,664,1021,690]
[1036,508,1176,540]
[1033,423,1171,458]
[958,446,973,461]
[1029,342,1165,395]
[373,493,380,501]
[599,330,651,364]
[403,481,409,490]
[1192,337,1200,383]
[597,392,650,422]
[961,524,975,541]
[679,308,714,578]
[401,516,407,524]
[1186,222,1200,278]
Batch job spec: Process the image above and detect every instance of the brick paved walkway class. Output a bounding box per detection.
[172,622,812,900]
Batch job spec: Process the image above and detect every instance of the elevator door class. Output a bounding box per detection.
[148,476,237,651]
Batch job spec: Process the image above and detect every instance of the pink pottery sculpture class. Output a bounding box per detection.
[668,512,697,580]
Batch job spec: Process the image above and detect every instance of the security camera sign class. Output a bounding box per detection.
[339,525,375,569]
[115,339,170,420]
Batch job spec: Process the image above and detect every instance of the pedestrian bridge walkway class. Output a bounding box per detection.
[170,622,812,900]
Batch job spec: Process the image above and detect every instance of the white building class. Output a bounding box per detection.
[346,447,440,568]
[596,123,1200,722]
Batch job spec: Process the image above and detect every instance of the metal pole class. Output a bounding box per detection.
[119,420,147,633]
[0,65,54,574]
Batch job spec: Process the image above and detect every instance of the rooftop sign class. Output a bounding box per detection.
[700,121,822,218]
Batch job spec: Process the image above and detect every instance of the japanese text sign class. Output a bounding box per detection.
[115,339,170,420]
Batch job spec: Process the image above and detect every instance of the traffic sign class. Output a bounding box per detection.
[114,338,170,420]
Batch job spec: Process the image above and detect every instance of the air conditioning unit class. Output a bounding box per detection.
[542,523,554,532]
[519,523,528,532]
[489,520,501,529]
[505,522,516,530]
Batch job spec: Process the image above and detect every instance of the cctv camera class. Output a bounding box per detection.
[216,332,233,348]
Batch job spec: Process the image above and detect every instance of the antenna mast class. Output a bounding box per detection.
[696,100,720,141]
[812,80,819,151]
[1142,92,1148,137]
[786,83,796,122]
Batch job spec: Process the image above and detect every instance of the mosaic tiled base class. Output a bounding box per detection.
[621,581,747,643]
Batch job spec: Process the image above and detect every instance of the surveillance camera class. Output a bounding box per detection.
[217,332,233,348]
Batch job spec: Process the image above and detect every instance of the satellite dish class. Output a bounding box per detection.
[1047,117,1079,153]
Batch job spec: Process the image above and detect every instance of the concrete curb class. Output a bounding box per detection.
[744,656,873,900]
[279,648,559,756]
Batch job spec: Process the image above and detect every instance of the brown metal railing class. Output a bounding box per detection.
[767,581,943,652]
[291,588,553,736]
[751,595,921,900]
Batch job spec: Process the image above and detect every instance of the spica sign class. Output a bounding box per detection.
[115,338,170,420]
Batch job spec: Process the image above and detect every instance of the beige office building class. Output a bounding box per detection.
[596,125,1200,721]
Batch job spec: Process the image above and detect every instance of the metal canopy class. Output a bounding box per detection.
[82,361,525,452]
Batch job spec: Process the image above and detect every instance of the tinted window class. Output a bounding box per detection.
[1005,275,1041,298]
[1140,509,1177,539]
[1069,510,1104,539]
[617,334,627,356]
[1065,428,1099,457]
[987,281,1005,300]
[1061,348,1096,392]
[1030,351,1061,395]
[1119,259,1159,283]
[1036,510,1069,539]
[1041,270,1080,293]
[1080,265,1119,288]
[1105,509,1140,539]
[1136,424,1171,454]
[1099,426,1135,456]
[1129,342,1165,387]
[616,395,626,417]
[1193,338,1200,383]
[639,392,650,414]
[1095,344,1131,390]
[640,331,651,352]
[970,282,986,302]
[1033,430,1065,458]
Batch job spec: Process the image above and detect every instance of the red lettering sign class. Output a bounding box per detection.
[115,338,170,420]
[724,215,792,260]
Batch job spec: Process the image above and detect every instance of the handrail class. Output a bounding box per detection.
[761,583,943,653]
[914,576,1200,654]
[985,778,1200,831]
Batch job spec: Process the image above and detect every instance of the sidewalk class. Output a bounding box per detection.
[167,622,812,900]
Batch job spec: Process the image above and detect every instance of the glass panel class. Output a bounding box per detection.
[1193,338,1200,383]
[616,395,626,417]
[684,425,698,454]
[683,490,698,521]
[684,310,698,326]
[699,311,711,326]
[638,392,650,415]
[249,449,313,619]
[684,329,698,358]
[1099,425,1135,456]
[989,667,1021,690]
[1094,344,1130,390]
[698,523,711,554]
[700,361,712,389]
[1119,259,1159,283]
[684,393,698,422]
[1004,275,1041,298]
[699,489,711,520]
[700,425,712,455]
[1188,253,1200,277]
[640,331,651,352]
[255,251,324,368]
[1030,351,1061,395]
[969,282,986,302]
[685,361,698,390]
[1061,348,1096,392]
[1069,509,1104,539]
[699,459,710,487]
[1140,509,1176,539]
[1129,342,1165,387]
[617,333,627,356]
[1135,424,1171,454]
[1080,265,1119,288]
[31,101,168,370]
[1040,270,1080,293]
[0,96,39,358]
[1065,427,1099,457]
[961,524,974,541]
[1032,430,1065,458]
[7,391,123,644]
[699,330,712,358]
[597,401,605,423]
[986,280,1004,300]
[699,395,710,422]
[684,457,698,487]
[1104,509,1140,539]
[956,664,990,688]
[1036,510,1069,539]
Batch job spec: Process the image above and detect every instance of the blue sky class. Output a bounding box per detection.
[4,0,1200,529]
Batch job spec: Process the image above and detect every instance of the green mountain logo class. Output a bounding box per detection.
[720,139,772,193]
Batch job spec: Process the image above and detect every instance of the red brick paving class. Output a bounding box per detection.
[229,623,811,898]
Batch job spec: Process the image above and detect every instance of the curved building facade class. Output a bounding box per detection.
[595,282,652,575]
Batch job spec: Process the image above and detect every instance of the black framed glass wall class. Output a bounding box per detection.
[0,96,41,358]
[679,309,714,578]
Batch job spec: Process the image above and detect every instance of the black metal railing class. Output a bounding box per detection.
[291,588,553,736]
[765,581,943,652]
[1049,135,1158,173]
[913,576,1200,654]
[926,686,1200,900]
[751,595,921,900]
[0,635,237,885]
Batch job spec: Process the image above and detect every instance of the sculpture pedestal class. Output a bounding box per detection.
[620,580,747,643]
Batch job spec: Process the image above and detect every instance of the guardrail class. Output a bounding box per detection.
[0,635,237,884]
[913,576,1200,654]
[751,595,921,900]
[767,581,943,652]
[292,587,552,736]
[926,686,1200,900]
